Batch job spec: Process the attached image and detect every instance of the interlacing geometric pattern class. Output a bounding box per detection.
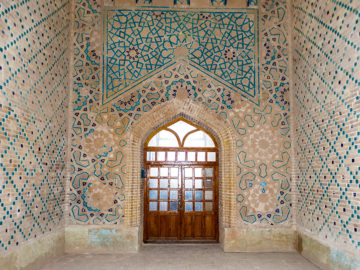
[232,0,291,225]
[293,0,360,251]
[70,0,291,227]
[0,0,70,252]
[103,9,259,105]
[210,0,227,6]
[235,103,291,225]
[261,0,290,112]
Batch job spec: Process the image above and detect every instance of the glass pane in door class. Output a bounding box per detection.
[170,201,178,211]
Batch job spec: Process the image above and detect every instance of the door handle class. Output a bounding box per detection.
[178,200,183,211]
[178,195,183,211]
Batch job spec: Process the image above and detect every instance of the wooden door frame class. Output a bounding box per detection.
[124,107,237,250]
[143,118,219,243]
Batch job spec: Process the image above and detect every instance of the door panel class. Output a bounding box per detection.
[144,157,218,242]
[194,215,203,237]
[204,215,215,237]
[148,215,158,237]
[183,215,193,238]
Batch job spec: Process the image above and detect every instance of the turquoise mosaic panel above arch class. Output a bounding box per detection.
[70,0,291,226]
[103,8,260,106]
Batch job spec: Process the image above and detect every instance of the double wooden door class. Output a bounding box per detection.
[144,162,218,242]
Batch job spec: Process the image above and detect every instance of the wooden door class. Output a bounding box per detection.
[181,165,217,241]
[143,118,218,243]
[145,165,181,240]
[144,163,218,242]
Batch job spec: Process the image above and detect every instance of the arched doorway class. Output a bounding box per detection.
[143,117,219,243]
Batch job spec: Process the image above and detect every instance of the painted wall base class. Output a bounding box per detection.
[65,226,297,253]
[223,228,297,252]
[65,225,139,254]
[0,230,64,270]
[297,232,360,270]
[66,226,360,270]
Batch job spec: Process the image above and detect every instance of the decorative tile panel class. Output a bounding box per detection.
[0,0,70,253]
[103,8,260,105]
[293,0,360,252]
[70,0,291,228]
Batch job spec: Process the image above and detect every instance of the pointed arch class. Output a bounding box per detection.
[123,100,237,248]
[145,117,217,148]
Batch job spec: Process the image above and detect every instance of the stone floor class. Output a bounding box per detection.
[39,245,319,270]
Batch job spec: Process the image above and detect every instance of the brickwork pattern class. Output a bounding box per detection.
[292,0,360,254]
[1,0,358,262]
[0,0,70,253]
[124,101,237,227]
[69,0,292,229]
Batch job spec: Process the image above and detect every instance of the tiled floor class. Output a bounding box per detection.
[40,245,319,270]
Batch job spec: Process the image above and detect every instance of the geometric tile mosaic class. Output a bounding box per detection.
[1,0,357,262]
[70,0,292,227]
[293,0,360,252]
[3,0,358,262]
[235,103,291,226]
[210,0,227,6]
[260,0,290,112]
[103,8,260,105]
[69,0,294,227]
[0,0,70,253]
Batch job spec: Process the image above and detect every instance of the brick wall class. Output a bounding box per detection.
[0,0,70,255]
[68,0,292,231]
[292,0,360,255]
[0,0,358,263]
